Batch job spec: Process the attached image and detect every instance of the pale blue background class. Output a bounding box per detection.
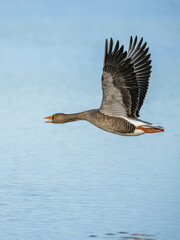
[0,1,180,239]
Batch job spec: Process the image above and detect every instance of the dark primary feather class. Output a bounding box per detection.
[101,36,151,118]
[102,38,138,118]
[127,36,151,117]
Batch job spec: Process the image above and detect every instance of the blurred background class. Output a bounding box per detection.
[0,0,180,239]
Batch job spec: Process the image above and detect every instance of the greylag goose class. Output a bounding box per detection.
[45,36,164,136]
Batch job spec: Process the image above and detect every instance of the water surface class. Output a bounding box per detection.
[0,1,180,239]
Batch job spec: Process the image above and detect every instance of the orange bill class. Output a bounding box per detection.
[44,115,53,123]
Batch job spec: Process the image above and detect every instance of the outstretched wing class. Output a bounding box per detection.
[127,36,151,117]
[100,36,151,118]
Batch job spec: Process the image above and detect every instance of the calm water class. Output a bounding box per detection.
[0,1,180,239]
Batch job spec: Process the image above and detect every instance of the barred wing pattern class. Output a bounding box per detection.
[100,36,151,118]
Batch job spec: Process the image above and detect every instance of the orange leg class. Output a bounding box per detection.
[136,126,164,133]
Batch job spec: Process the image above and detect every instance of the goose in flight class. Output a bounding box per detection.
[45,36,164,136]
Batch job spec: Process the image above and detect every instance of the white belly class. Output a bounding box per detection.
[119,128,145,136]
[121,117,151,136]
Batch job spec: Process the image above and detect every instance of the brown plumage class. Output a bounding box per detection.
[45,36,164,136]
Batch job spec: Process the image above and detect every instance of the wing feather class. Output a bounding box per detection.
[100,36,151,118]
[100,38,138,118]
[127,37,151,117]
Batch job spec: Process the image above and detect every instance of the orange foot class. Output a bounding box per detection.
[136,126,164,133]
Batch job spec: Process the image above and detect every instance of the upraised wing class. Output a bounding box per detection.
[100,36,151,118]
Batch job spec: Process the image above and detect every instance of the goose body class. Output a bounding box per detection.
[45,36,164,136]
